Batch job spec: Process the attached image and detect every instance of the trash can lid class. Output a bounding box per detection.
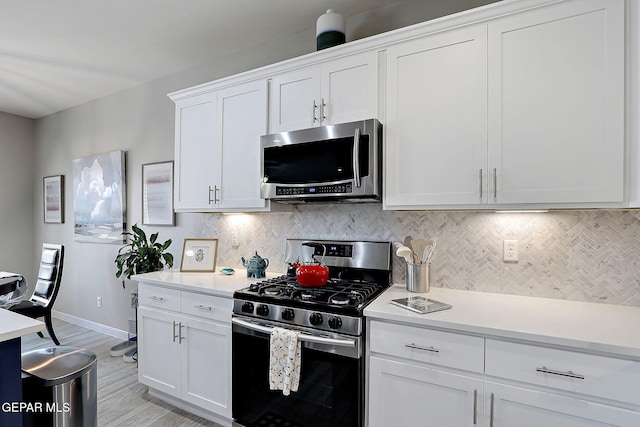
[22,346,97,385]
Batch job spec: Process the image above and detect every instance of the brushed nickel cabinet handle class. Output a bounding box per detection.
[172,321,178,342]
[479,169,483,199]
[213,185,220,204]
[493,168,497,199]
[490,392,495,427]
[148,296,165,302]
[536,366,585,380]
[312,100,319,123]
[321,98,327,122]
[404,343,439,353]
[473,388,478,424]
[208,185,214,204]
[178,323,185,344]
[194,304,212,311]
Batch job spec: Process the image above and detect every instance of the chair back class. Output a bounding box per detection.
[31,243,64,308]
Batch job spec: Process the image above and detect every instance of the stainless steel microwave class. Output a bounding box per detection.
[261,119,382,203]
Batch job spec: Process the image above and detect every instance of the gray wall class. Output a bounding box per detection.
[24,0,639,339]
[0,112,35,284]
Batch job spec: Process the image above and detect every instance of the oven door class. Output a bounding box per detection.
[231,316,363,427]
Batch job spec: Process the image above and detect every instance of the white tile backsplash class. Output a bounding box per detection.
[198,205,640,306]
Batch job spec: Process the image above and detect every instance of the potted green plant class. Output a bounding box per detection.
[115,223,174,288]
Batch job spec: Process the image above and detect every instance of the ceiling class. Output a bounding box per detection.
[1,0,399,119]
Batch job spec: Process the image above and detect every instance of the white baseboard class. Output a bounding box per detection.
[147,388,233,427]
[52,310,129,340]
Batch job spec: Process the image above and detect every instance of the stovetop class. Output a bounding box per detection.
[234,274,387,315]
[232,239,391,336]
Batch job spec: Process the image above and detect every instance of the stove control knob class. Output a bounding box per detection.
[328,316,342,329]
[241,302,254,313]
[309,313,323,326]
[256,304,270,316]
[281,308,295,321]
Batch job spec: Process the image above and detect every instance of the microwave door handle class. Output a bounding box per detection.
[353,127,361,188]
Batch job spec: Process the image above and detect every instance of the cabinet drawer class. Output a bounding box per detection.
[485,339,640,405]
[138,284,181,312]
[369,320,484,373]
[181,292,231,323]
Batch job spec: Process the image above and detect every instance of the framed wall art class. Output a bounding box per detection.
[142,161,175,226]
[180,238,218,272]
[43,175,64,223]
[72,150,126,243]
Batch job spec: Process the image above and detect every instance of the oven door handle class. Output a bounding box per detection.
[232,317,356,348]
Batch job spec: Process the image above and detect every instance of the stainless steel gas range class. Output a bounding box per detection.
[231,239,392,427]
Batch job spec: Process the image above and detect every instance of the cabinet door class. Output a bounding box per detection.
[181,316,231,417]
[216,80,268,210]
[485,381,640,427]
[487,0,624,204]
[269,67,320,132]
[137,307,181,397]
[385,25,488,209]
[174,92,221,211]
[321,51,378,125]
[368,356,482,427]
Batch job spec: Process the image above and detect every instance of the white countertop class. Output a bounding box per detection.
[364,285,640,360]
[0,309,44,343]
[132,269,282,298]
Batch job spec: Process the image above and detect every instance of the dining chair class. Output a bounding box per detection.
[9,243,64,345]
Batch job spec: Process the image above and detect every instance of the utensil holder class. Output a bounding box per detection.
[406,263,430,293]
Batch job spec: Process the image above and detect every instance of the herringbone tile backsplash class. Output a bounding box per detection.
[200,206,640,306]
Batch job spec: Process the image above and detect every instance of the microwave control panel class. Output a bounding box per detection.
[275,183,353,196]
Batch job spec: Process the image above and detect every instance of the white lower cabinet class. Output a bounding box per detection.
[367,320,640,426]
[485,381,640,427]
[367,320,484,426]
[138,307,182,396]
[137,284,232,422]
[368,356,482,427]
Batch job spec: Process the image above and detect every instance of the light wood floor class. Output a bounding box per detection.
[21,318,224,427]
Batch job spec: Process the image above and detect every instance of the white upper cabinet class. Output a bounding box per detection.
[385,25,488,207]
[171,79,270,212]
[173,92,220,211]
[384,0,625,210]
[487,0,625,205]
[215,80,268,210]
[269,50,378,133]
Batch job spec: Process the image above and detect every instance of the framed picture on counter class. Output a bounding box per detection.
[142,161,175,226]
[180,238,218,272]
[43,175,64,223]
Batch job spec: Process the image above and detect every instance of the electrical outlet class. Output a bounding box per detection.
[97,297,102,308]
[503,240,518,262]
[231,231,239,248]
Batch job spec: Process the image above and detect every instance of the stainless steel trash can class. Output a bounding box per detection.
[21,346,97,427]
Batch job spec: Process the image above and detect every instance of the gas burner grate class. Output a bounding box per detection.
[244,275,386,309]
